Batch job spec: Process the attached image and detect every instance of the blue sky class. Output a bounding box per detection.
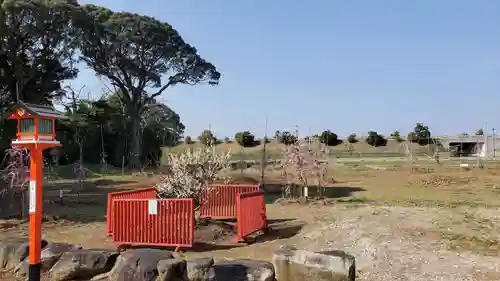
[73,0,500,138]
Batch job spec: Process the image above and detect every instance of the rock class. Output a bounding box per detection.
[15,243,82,276]
[0,237,48,270]
[209,259,275,281]
[272,248,355,281]
[298,197,308,205]
[48,249,118,281]
[279,245,297,251]
[157,259,187,281]
[108,248,174,281]
[91,272,110,281]
[186,257,214,281]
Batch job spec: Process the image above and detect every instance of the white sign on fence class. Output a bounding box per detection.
[148,200,158,215]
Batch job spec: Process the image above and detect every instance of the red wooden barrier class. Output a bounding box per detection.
[235,191,268,242]
[111,198,194,250]
[106,187,157,236]
[199,184,260,219]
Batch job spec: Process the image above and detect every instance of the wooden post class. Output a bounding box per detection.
[28,148,43,281]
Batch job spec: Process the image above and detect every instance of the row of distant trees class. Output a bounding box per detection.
[183,124,488,148]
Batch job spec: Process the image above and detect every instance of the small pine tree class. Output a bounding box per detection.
[198,130,216,146]
[235,131,256,147]
[319,130,339,146]
[391,130,403,142]
[184,136,193,144]
[347,133,357,143]
[366,131,387,147]
[276,131,297,145]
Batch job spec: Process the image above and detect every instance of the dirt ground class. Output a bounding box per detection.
[2,161,500,280]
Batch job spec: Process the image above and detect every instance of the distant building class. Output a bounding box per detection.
[439,135,500,157]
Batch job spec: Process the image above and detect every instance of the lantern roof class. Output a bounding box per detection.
[10,101,67,119]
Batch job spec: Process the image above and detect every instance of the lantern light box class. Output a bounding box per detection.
[8,101,66,147]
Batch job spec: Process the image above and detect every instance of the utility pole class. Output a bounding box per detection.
[208,124,212,146]
[484,123,488,157]
[16,81,20,101]
[493,128,496,158]
[260,115,268,186]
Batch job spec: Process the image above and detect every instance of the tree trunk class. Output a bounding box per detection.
[129,115,142,170]
[79,143,84,168]
[78,142,84,196]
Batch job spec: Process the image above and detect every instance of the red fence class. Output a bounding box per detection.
[199,184,260,219]
[111,198,194,250]
[106,187,158,236]
[235,191,268,242]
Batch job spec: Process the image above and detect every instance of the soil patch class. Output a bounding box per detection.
[0,221,19,230]
[194,220,237,244]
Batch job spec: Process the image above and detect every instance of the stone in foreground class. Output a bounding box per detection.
[0,237,48,270]
[15,243,82,276]
[209,259,275,281]
[157,258,187,281]
[186,257,214,281]
[107,248,174,281]
[48,249,118,281]
[272,248,355,281]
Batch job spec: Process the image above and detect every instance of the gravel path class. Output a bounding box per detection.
[294,205,500,281]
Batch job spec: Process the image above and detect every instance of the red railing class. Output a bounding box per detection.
[111,198,194,250]
[106,187,158,236]
[235,191,268,242]
[199,184,260,219]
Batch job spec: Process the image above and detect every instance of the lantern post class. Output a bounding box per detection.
[8,101,66,281]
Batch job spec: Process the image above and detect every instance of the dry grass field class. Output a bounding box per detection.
[1,160,500,280]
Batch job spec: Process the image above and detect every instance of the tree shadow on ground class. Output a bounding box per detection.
[93,179,137,186]
[0,183,135,223]
[41,184,127,223]
[120,243,244,253]
[258,224,304,242]
[257,220,304,243]
[262,184,366,204]
[267,218,295,224]
[189,219,304,252]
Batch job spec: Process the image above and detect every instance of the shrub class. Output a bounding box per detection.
[1,147,29,190]
[407,132,418,143]
[391,131,403,142]
[274,130,281,139]
[198,129,216,146]
[276,131,297,145]
[184,136,193,144]
[409,123,431,145]
[366,131,387,147]
[234,131,256,147]
[156,146,231,203]
[319,130,340,146]
[347,133,357,143]
[282,139,328,197]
